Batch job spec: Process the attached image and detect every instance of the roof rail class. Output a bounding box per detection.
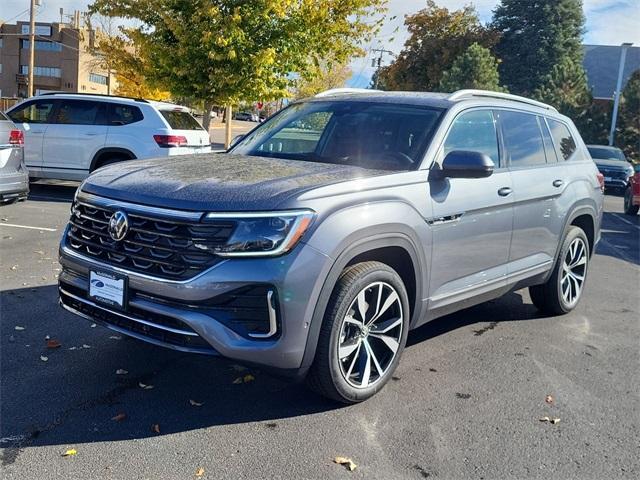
[315,88,382,98]
[447,89,557,112]
[38,92,149,103]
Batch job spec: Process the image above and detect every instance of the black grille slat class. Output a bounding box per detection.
[66,201,235,280]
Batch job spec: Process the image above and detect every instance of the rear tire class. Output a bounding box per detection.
[92,156,128,172]
[624,186,639,215]
[306,261,410,403]
[529,226,590,315]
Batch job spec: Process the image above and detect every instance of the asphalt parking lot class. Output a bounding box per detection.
[1,186,638,480]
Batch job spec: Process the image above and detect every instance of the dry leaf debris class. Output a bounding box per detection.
[334,456,357,471]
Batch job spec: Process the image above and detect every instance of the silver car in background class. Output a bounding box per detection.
[0,111,28,204]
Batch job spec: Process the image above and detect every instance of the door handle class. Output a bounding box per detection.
[498,187,512,197]
[553,179,564,187]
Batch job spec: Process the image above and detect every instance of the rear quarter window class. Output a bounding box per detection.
[159,110,204,130]
[547,119,577,161]
[109,104,143,126]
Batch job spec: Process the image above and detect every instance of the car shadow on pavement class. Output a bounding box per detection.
[28,182,79,203]
[596,211,639,266]
[406,291,541,348]
[0,285,338,459]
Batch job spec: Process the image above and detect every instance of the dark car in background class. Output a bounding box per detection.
[587,145,634,193]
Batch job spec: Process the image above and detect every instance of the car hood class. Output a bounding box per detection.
[594,159,631,170]
[81,153,387,211]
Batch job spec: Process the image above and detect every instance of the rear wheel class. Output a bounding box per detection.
[306,261,409,403]
[92,156,129,172]
[624,186,639,215]
[529,226,590,315]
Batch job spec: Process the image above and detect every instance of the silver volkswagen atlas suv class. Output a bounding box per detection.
[58,89,603,403]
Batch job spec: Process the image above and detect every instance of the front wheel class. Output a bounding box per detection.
[529,226,590,315]
[624,186,639,215]
[306,261,410,403]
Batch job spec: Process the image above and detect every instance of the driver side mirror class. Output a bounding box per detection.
[439,150,494,179]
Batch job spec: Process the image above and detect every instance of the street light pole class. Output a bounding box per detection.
[27,0,37,97]
[608,42,633,146]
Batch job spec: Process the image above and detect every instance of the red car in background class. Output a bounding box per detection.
[624,164,640,215]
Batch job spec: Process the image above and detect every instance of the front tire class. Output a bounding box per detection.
[624,186,639,215]
[306,261,410,403]
[529,226,590,315]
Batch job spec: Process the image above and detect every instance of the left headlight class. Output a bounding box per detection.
[203,210,315,257]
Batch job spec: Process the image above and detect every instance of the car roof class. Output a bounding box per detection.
[306,89,560,116]
[23,93,191,111]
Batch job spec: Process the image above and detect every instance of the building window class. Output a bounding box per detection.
[89,73,108,85]
[21,40,63,52]
[20,65,62,78]
[20,24,52,36]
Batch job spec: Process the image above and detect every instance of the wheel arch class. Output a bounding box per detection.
[298,232,425,375]
[90,147,137,172]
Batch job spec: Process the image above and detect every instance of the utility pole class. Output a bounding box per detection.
[371,48,394,89]
[609,42,633,146]
[27,0,38,97]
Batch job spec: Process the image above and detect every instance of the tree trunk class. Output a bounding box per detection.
[224,105,233,150]
[202,102,213,138]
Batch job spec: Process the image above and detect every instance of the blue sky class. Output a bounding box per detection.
[2,0,639,88]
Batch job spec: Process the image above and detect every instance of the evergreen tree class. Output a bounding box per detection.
[439,43,506,92]
[618,70,640,160]
[492,0,585,95]
[534,58,590,120]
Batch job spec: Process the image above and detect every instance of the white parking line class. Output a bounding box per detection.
[0,223,57,232]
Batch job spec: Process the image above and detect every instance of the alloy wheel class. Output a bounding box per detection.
[561,237,587,307]
[337,282,403,388]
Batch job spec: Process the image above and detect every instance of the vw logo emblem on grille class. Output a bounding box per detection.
[108,211,129,241]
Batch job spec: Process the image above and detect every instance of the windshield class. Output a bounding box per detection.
[160,110,204,130]
[588,146,627,162]
[231,101,443,170]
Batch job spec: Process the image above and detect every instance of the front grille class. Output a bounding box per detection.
[599,168,628,180]
[66,201,235,280]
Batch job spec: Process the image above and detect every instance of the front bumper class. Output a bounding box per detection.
[58,233,330,371]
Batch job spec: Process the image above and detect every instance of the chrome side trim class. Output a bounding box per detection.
[59,286,199,336]
[248,289,278,338]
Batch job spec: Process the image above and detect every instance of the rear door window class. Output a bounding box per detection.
[442,110,500,166]
[109,104,143,125]
[159,110,204,130]
[498,110,547,167]
[8,100,56,124]
[54,100,103,125]
[547,119,577,161]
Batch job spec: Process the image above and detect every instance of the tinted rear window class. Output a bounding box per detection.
[498,110,547,167]
[160,110,204,130]
[547,119,577,161]
[587,146,625,161]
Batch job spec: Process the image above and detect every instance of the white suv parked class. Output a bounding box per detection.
[6,93,211,181]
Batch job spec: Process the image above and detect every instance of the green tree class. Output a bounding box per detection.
[90,0,385,142]
[439,43,505,92]
[492,0,585,95]
[618,70,640,161]
[533,58,590,120]
[376,1,498,91]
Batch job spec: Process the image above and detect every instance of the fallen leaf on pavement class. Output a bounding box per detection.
[82,344,91,349]
[139,382,154,390]
[14,326,25,331]
[115,369,128,375]
[233,374,255,384]
[230,364,247,372]
[152,424,160,434]
[111,413,127,422]
[550,418,561,424]
[232,377,243,384]
[334,456,357,471]
[40,356,48,362]
[61,448,77,457]
[10,265,17,270]
[90,324,97,328]
[195,467,205,477]
[34,250,45,255]
[189,399,204,407]
[109,335,122,340]
[545,395,554,404]
[46,339,62,349]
